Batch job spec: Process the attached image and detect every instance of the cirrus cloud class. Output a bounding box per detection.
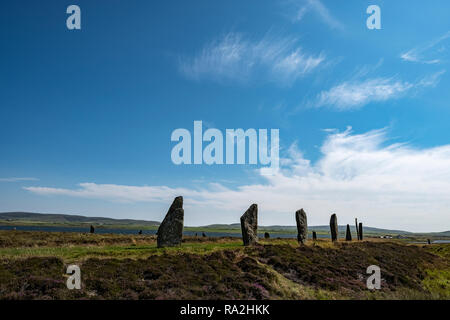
[0,177,39,182]
[401,31,450,64]
[180,32,325,85]
[295,0,344,30]
[312,71,445,110]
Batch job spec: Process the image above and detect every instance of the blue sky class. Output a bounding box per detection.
[1,0,450,231]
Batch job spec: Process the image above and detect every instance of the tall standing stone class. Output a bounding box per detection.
[90,225,95,234]
[345,224,352,241]
[312,231,317,241]
[355,218,360,240]
[330,214,338,242]
[295,209,308,244]
[157,196,184,248]
[240,204,258,246]
[358,222,363,241]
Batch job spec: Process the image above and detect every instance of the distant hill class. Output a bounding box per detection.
[198,224,450,237]
[0,212,448,236]
[199,223,414,235]
[0,212,160,227]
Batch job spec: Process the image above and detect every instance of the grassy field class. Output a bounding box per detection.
[0,230,448,300]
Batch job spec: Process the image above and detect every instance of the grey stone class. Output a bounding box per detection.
[240,204,258,246]
[157,196,184,248]
[345,224,352,241]
[355,218,360,240]
[90,225,95,234]
[295,209,308,244]
[312,231,317,241]
[264,232,270,239]
[330,214,338,241]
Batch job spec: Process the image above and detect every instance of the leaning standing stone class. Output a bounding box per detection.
[330,214,338,242]
[240,204,258,246]
[345,224,352,241]
[295,209,308,244]
[312,231,317,241]
[157,196,184,248]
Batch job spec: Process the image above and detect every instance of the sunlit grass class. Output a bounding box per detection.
[0,240,245,263]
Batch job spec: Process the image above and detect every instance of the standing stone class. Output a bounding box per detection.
[138,230,142,235]
[202,232,206,237]
[295,209,308,244]
[355,218,360,240]
[157,196,184,248]
[312,231,317,241]
[264,232,270,239]
[427,239,431,245]
[359,222,363,241]
[240,204,258,246]
[345,224,352,241]
[90,225,95,234]
[330,214,338,242]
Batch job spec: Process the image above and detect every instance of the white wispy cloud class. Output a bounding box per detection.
[180,32,325,84]
[0,177,39,182]
[312,71,445,110]
[25,128,450,232]
[295,0,344,30]
[401,31,450,64]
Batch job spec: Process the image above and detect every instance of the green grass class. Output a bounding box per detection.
[421,244,450,299]
[0,241,245,263]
